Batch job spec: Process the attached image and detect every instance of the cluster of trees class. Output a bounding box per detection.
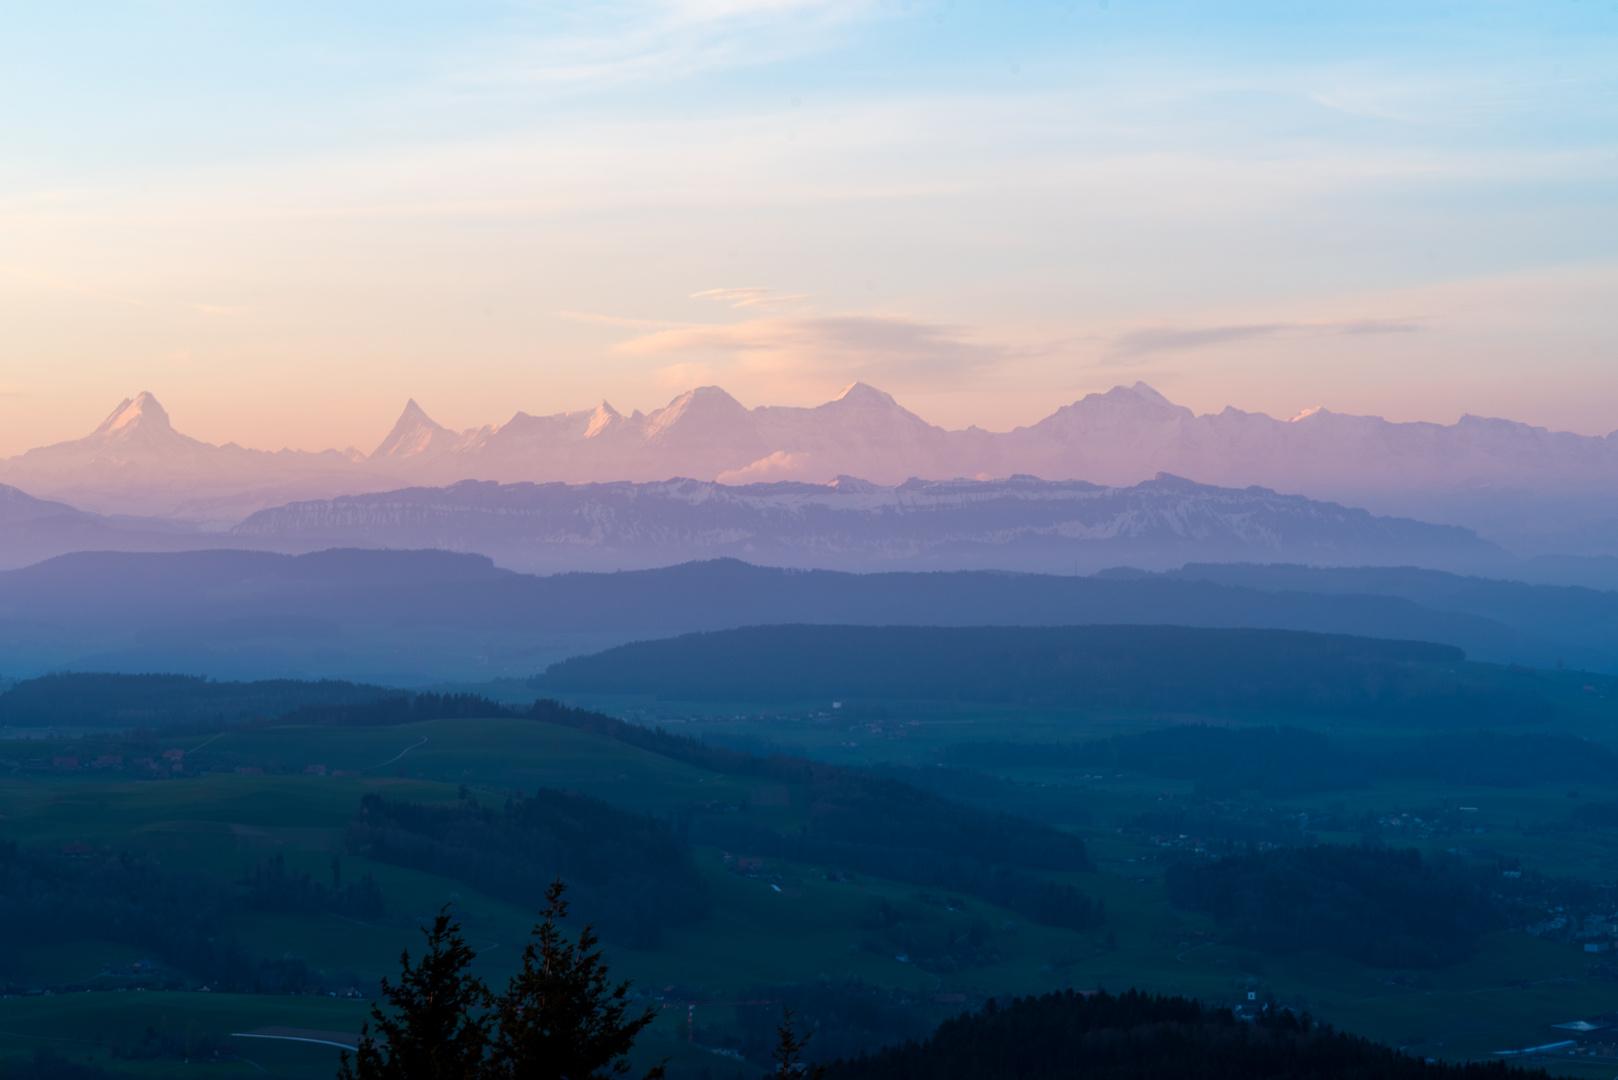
[947,726,1362,796]
[0,671,523,737]
[341,881,745,1080]
[860,763,1072,823]
[0,672,397,731]
[241,853,385,921]
[1574,799,1618,827]
[1165,845,1504,968]
[0,1050,119,1080]
[530,700,1101,930]
[538,623,1555,724]
[348,790,707,948]
[278,692,521,728]
[696,809,1101,931]
[0,842,346,993]
[821,989,1557,1080]
[1125,801,1354,849]
[856,898,997,973]
[731,980,933,1067]
[111,1026,234,1064]
[947,725,1618,796]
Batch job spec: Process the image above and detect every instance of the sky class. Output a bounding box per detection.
[1,0,1615,455]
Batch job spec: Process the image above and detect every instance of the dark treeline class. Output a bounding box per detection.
[1166,845,1504,968]
[1574,800,1618,827]
[0,671,517,733]
[945,726,1618,794]
[539,624,1555,724]
[532,700,1102,930]
[948,726,1363,797]
[0,843,347,993]
[277,692,520,728]
[0,1050,138,1080]
[0,672,397,730]
[731,980,933,1067]
[698,815,1101,931]
[822,989,1557,1080]
[348,790,707,948]
[856,897,997,972]
[241,853,385,920]
[860,763,1066,822]
[534,702,1088,871]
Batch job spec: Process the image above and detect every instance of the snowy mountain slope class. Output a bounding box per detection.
[5,384,1618,556]
[231,472,1508,575]
[0,394,363,520]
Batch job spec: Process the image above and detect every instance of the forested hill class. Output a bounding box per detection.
[822,989,1557,1080]
[0,673,397,728]
[0,672,516,731]
[530,700,1103,931]
[537,624,1558,722]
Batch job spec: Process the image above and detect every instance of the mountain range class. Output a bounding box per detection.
[3,384,1617,557]
[229,473,1508,575]
[1,550,1614,684]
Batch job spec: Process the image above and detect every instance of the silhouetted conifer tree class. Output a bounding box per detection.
[485,879,664,1080]
[340,908,491,1080]
[773,1008,826,1080]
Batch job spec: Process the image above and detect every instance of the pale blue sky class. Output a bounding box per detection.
[1,1,1614,453]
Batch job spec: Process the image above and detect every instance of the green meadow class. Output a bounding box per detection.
[3,701,1618,1078]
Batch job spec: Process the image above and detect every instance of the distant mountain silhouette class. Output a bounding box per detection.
[2,383,1617,556]
[0,392,363,520]
[0,551,1610,684]
[232,473,1509,575]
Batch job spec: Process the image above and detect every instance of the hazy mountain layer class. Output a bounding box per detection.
[3,384,1617,556]
[231,473,1507,575]
[0,550,1608,684]
[539,625,1507,720]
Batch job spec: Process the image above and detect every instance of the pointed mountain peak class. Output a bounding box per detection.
[644,385,759,446]
[686,385,745,405]
[373,398,452,459]
[1081,383,1192,418]
[831,381,900,408]
[584,400,624,439]
[92,391,174,437]
[1128,382,1176,407]
[650,385,748,425]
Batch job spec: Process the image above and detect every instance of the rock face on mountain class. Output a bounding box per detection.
[231,473,1508,575]
[4,383,1618,554]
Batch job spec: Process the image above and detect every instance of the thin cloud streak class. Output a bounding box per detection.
[1109,318,1424,360]
[617,313,1009,381]
[438,0,881,100]
[690,287,814,308]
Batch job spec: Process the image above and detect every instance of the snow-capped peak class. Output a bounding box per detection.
[831,382,900,408]
[373,398,452,459]
[91,391,173,438]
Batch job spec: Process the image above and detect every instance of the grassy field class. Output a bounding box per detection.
[4,706,1618,1078]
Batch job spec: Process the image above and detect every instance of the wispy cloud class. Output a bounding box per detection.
[716,449,822,485]
[617,312,1007,381]
[438,0,881,99]
[1109,318,1423,360]
[690,286,813,308]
